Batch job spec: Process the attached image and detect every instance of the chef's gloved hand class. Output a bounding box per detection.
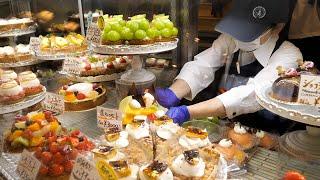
[155,88,180,108]
[166,105,190,125]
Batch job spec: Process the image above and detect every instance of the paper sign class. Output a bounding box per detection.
[63,57,82,75]
[42,92,65,114]
[298,74,320,107]
[97,106,122,130]
[29,37,40,53]
[16,150,41,180]
[86,24,101,44]
[70,155,100,180]
[96,160,118,180]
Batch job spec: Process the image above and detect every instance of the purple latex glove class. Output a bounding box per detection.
[155,88,180,108]
[166,105,190,125]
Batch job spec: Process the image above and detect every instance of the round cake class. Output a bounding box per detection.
[271,61,319,103]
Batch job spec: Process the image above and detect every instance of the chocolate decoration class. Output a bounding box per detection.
[147,161,168,173]
[98,145,113,153]
[109,160,129,170]
[183,149,200,165]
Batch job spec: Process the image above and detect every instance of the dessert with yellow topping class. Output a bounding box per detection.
[179,126,211,149]
[109,160,139,180]
[139,161,173,180]
[92,145,125,162]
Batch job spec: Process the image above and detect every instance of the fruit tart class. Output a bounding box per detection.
[179,126,211,149]
[101,127,129,148]
[58,82,106,111]
[4,111,62,152]
[35,129,94,178]
[40,33,88,54]
[151,14,178,42]
[109,160,139,180]
[227,123,256,150]
[0,80,25,105]
[92,145,125,162]
[139,161,174,180]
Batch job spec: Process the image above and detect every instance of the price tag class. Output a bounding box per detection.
[97,106,122,130]
[86,24,101,45]
[63,57,82,75]
[29,37,40,53]
[70,155,100,180]
[42,92,65,114]
[298,74,320,106]
[16,150,41,180]
[96,160,118,180]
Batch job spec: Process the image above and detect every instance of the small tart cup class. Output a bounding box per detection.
[227,129,257,150]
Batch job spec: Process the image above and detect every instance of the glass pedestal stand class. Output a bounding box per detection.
[256,82,320,178]
[93,39,178,101]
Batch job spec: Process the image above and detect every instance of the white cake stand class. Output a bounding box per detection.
[255,82,320,160]
[93,39,178,84]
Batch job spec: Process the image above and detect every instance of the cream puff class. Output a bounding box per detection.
[101,128,129,148]
[172,149,205,178]
[19,76,43,96]
[179,126,211,149]
[214,139,246,164]
[92,145,125,162]
[256,130,276,149]
[0,80,25,104]
[228,123,255,150]
[125,115,150,139]
[139,161,173,180]
[109,160,139,180]
[0,70,17,82]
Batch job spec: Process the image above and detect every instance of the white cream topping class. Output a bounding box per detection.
[125,122,149,139]
[120,164,139,180]
[256,130,265,138]
[134,115,147,121]
[143,92,154,108]
[172,154,205,177]
[234,123,247,134]
[101,131,129,148]
[179,135,210,149]
[0,70,17,81]
[2,46,14,56]
[218,139,233,148]
[139,164,173,180]
[0,81,23,96]
[20,78,40,88]
[67,83,93,96]
[155,110,165,118]
[129,99,141,109]
[156,123,179,140]
[15,44,30,54]
[107,151,126,162]
[18,71,36,82]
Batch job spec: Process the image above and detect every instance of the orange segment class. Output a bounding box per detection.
[28,123,41,132]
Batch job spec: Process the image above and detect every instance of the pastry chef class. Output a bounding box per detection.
[156,0,303,127]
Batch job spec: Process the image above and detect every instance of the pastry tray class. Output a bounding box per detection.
[255,82,320,127]
[0,25,37,38]
[0,87,46,114]
[93,39,178,55]
[0,58,42,68]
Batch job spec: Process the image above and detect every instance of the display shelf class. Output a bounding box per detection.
[0,26,36,38]
[0,88,46,114]
[255,82,320,160]
[0,58,42,68]
[65,72,124,82]
[93,39,178,55]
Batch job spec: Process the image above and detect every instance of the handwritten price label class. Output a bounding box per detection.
[96,160,118,180]
[298,74,320,107]
[29,37,40,53]
[97,106,122,130]
[86,24,101,45]
[70,155,100,180]
[63,57,82,75]
[16,150,41,180]
[42,92,65,114]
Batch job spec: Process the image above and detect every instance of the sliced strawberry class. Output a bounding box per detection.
[64,160,74,173]
[47,135,57,144]
[57,136,68,145]
[84,64,91,71]
[49,142,59,154]
[41,152,52,165]
[67,148,78,160]
[39,165,49,175]
[283,171,306,180]
[34,147,43,159]
[107,62,114,69]
[52,152,64,164]
[50,164,64,176]
[76,93,86,100]
[70,130,80,137]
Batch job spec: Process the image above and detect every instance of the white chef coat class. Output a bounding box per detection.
[175,33,303,119]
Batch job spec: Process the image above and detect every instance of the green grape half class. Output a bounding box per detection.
[107,30,121,41]
[135,29,147,40]
[126,21,139,32]
[121,27,134,40]
[139,19,150,31]
[146,28,157,39]
[161,28,172,38]
[172,27,178,36]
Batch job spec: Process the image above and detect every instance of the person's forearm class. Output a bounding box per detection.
[187,97,226,119]
[169,79,191,99]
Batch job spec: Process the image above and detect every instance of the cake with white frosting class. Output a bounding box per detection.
[101,127,129,148]
[139,161,173,180]
[0,80,25,104]
[0,44,32,63]
[0,18,34,33]
[179,126,211,149]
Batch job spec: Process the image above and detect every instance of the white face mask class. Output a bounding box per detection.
[236,28,272,52]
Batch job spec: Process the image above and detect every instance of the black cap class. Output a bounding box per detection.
[215,0,290,42]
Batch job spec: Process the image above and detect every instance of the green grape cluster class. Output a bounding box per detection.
[100,14,179,43]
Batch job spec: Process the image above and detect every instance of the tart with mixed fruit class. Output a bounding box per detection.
[76,55,130,77]
[0,44,32,63]
[39,33,87,54]
[4,111,62,153]
[35,129,94,178]
[58,82,106,111]
[100,14,178,45]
